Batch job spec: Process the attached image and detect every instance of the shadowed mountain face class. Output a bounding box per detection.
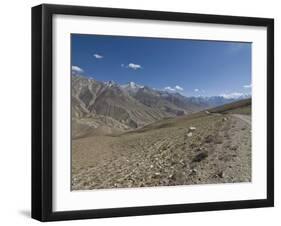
[72,75,249,137]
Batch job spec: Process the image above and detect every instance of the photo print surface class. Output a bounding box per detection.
[71,34,252,191]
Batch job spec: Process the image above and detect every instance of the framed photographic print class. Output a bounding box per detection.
[32,4,274,221]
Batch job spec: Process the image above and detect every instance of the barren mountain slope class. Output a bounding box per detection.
[72,102,251,190]
[132,87,202,115]
[71,75,216,132]
[72,75,188,130]
[92,85,170,128]
[71,75,250,139]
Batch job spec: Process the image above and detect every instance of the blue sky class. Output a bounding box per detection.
[71,34,252,97]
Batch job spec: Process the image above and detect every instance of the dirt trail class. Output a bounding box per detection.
[231,114,251,125]
[72,113,251,190]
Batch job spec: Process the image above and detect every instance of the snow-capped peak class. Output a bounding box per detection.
[129,81,137,88]
[104,80,116,87]
[219,93,251,99]
[121,81,144,92]
[127,81,143,89]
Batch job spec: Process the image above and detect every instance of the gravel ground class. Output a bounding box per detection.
[71,113,251,190]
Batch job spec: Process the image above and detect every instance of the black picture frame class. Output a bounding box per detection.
[32,4,274,222]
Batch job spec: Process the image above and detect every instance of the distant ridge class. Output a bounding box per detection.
[72,74,251,137]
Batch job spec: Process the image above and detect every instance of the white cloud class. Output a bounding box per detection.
[243,84,252,89]
[220,92,244,99]
[175,85,184,91]
[194,88,199,92]
[121,64,125,67]
[164,86,176,92]
[164,85,184,92]
[127,63,142,70]
[93,54,103,59]
[71,65,84,74]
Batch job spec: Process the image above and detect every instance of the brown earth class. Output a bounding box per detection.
[72,112,251,190]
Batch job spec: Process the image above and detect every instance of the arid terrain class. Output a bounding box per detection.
[72,98,251,190]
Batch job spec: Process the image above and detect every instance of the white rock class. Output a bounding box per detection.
[187,132,193,137]
[187,127,196,134]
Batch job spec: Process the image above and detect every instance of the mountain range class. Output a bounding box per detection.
[72,75,250,138]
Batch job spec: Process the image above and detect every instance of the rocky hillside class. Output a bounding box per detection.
[72,99,252,190]
[72,75,249,137]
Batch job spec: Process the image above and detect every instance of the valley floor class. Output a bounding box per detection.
[71,112,251,190]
